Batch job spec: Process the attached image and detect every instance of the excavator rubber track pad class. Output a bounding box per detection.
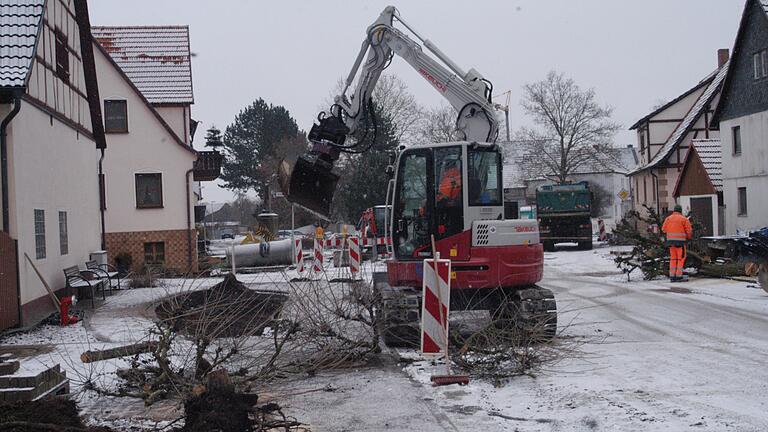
[285,156,339,217]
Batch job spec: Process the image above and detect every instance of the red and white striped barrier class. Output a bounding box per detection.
[598,219,608,241]
[323,238,345,249]
[421,256,452,358]
[348,236,361,278]
[294,238,305,275]
[360,236,393,258]
[361,237,393,247]
[312,238,324,277]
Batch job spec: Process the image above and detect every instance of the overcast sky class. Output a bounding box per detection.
[89,0,745,204]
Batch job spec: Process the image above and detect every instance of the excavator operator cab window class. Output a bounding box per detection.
[468,148,502,206]
[434,147,464,241]
[394,151,431,259]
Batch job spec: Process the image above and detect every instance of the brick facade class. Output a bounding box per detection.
[105,229,198,274]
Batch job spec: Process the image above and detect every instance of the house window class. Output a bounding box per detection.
[738,187,748,216]
[639,133,645,153]
[763,50,768,77]
[58,211,68,256]
[104,100,128,133]
[144,242,165,266]
[55,29,69,83]
[34,209,46,259]
[643,177,647,204]
[732,126,742,156]
[135,173,163,208]
[754,50,768,79]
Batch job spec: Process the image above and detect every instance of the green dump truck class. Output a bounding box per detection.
[536,182,593,251]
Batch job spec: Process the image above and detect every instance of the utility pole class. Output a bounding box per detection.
[493,90,512,142]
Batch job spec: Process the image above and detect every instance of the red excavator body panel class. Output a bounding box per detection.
[386,230,543,289]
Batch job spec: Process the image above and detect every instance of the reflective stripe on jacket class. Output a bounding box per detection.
[662,212,692,243]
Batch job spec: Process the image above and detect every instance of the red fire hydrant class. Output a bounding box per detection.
[59,296,78,326]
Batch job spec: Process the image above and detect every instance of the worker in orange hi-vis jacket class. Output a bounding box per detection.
[662,204,693,282]
[437,160,462,204]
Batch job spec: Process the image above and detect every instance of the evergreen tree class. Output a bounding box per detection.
[334,101,399,223]
[204,126,224,149]
[220,99,300,210]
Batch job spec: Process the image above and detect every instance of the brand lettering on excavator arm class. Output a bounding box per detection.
[418,67,447,92]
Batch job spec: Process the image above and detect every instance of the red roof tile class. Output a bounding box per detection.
[91,25,193,104]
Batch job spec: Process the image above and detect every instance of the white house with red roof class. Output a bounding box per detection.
[91,25,219,274]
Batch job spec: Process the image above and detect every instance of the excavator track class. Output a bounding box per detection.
[508,287,558,340]
[375,273,557,348]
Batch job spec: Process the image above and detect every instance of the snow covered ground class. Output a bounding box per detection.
[281,246,768,431]
[2,247,767,431]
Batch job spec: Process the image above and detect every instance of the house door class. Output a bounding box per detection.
[0,232,19,331]
[690,197,714,237]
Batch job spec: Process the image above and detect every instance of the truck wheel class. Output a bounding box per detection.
[578,241,593,250]
[543,241,556,252]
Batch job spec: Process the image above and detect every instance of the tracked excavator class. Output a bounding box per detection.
[279,6,556,346]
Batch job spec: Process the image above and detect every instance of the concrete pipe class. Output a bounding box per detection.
[227,238,294,268]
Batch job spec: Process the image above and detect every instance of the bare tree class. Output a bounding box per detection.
[517,71,620,184]
[415,103,458,144]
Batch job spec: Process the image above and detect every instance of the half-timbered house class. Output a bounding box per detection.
[0,0,105,328]
[628,51,730,217]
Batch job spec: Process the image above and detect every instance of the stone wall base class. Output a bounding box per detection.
[105,229,198,274]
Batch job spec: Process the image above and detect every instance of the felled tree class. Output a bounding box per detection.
[613,206,667,280]
[614,206,708,280]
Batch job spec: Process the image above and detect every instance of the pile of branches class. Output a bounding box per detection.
[612,206,669,280]
[448,290,585,385]
[612,205,708,280]
[79,269,381,428]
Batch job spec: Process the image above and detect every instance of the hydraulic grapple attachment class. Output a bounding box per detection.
[278,115,349,217]
[278,155,339,217]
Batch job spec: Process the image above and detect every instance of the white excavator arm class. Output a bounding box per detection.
[281,6,500,216]
[334,6,499,143]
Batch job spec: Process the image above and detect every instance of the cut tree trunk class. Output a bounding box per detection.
[80,341,159,363]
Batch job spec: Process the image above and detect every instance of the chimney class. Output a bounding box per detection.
[718,49,730,68]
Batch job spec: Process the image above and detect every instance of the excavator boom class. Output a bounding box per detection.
[280,6,499,216]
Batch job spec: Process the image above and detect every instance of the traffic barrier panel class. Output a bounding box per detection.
[348,236,361,279]
[295,238,305,275]
[313,238,324,277]
[421,256,451,358]
[598,219,608,242]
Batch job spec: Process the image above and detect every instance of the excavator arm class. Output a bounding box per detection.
[280,6,500,216]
